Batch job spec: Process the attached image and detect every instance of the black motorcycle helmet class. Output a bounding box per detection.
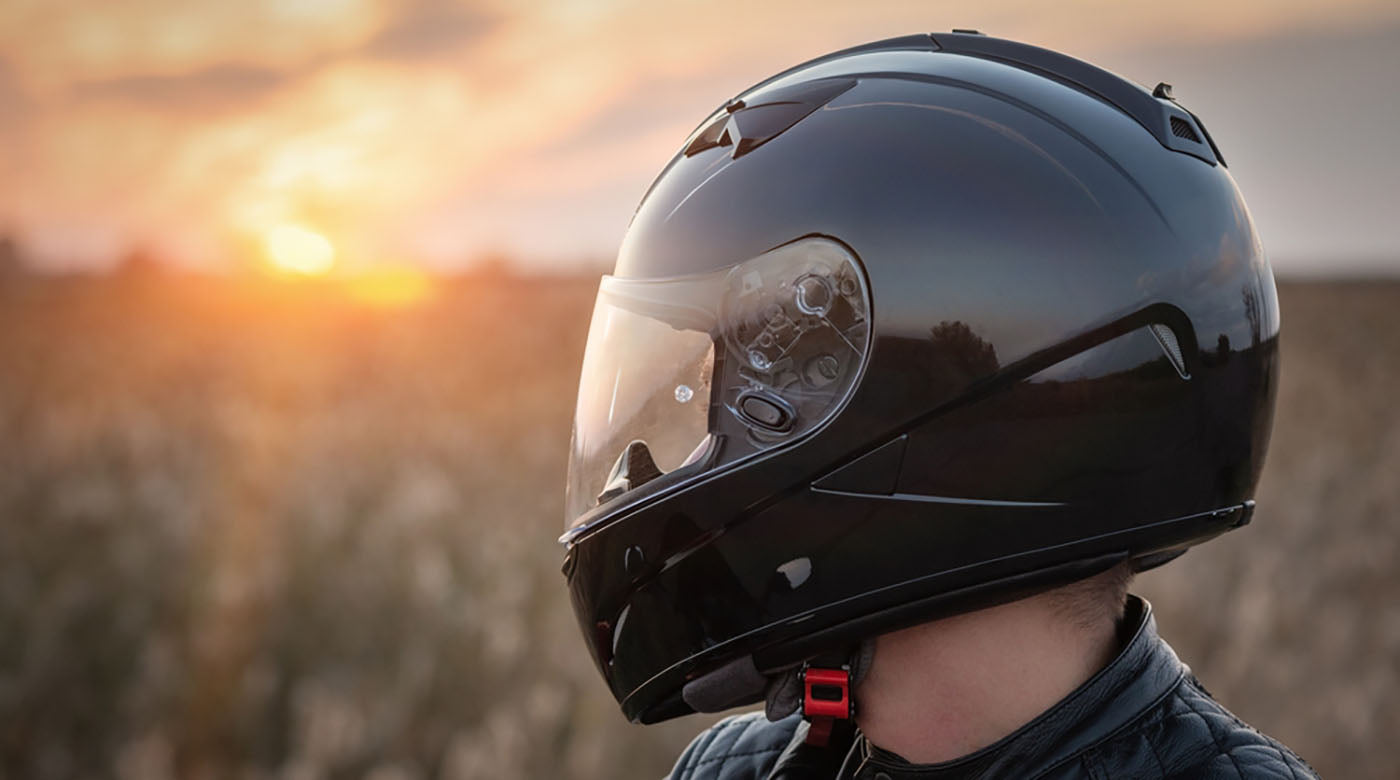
[560,31,1279,725]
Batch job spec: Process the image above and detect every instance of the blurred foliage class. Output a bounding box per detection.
[0,274,1394,778]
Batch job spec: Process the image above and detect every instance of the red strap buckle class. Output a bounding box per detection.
[801,665,852,746]
[802,666,852,719]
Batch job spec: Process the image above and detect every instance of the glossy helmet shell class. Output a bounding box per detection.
[561,32,1279,724]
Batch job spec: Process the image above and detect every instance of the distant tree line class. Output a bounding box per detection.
[0,232,611,281]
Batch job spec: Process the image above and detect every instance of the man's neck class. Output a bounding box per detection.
[853,591,1124,765]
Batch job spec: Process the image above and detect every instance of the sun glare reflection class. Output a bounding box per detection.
[265,224,335,275]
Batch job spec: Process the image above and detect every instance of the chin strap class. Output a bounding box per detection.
[764,640,873,722]
[681,641,871,752]
[680,645,869,775]
[800,660,853,747]
[760,653,862,779]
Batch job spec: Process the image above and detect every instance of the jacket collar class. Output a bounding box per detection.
[838,595,1185,779]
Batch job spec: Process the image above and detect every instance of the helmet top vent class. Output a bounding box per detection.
[1170,116,1201,143]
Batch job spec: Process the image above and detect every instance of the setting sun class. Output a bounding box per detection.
[264,224,336,275]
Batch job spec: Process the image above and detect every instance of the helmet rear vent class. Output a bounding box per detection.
[1148,323,1190,379]
[1169,116,1201,143]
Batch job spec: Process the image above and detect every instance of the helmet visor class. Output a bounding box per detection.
[564,237,870,535]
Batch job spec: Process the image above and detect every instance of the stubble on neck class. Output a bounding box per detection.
[854,583,1126,765]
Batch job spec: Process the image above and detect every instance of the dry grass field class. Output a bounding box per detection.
[0,273,1394,779]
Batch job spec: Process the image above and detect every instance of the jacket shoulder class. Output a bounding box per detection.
[666,711,800,780]
[1082,675,1319,779]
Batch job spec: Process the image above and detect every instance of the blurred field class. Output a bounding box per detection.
[0,274,1394,779]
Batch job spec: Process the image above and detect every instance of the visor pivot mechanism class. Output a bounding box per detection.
[800,663,853,747]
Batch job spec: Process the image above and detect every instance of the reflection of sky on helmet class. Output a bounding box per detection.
[0,1,1395,274]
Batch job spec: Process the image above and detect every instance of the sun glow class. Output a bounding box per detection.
[264,224,335,275]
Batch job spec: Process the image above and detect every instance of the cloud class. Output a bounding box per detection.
[0,57,32,120]
[72,64,294,109]
[360,0,498,60]
[0,0,389,94]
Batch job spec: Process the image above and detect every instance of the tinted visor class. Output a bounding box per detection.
[564,237,870,536]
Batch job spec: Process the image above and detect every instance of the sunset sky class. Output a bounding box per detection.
[1,0,1397,276]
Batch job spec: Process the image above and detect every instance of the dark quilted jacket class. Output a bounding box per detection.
[667,597,1317,779]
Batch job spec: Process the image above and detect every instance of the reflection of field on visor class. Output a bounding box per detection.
[563,237,869,532]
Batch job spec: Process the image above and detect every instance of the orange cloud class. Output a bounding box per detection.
[0,0,390,93]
